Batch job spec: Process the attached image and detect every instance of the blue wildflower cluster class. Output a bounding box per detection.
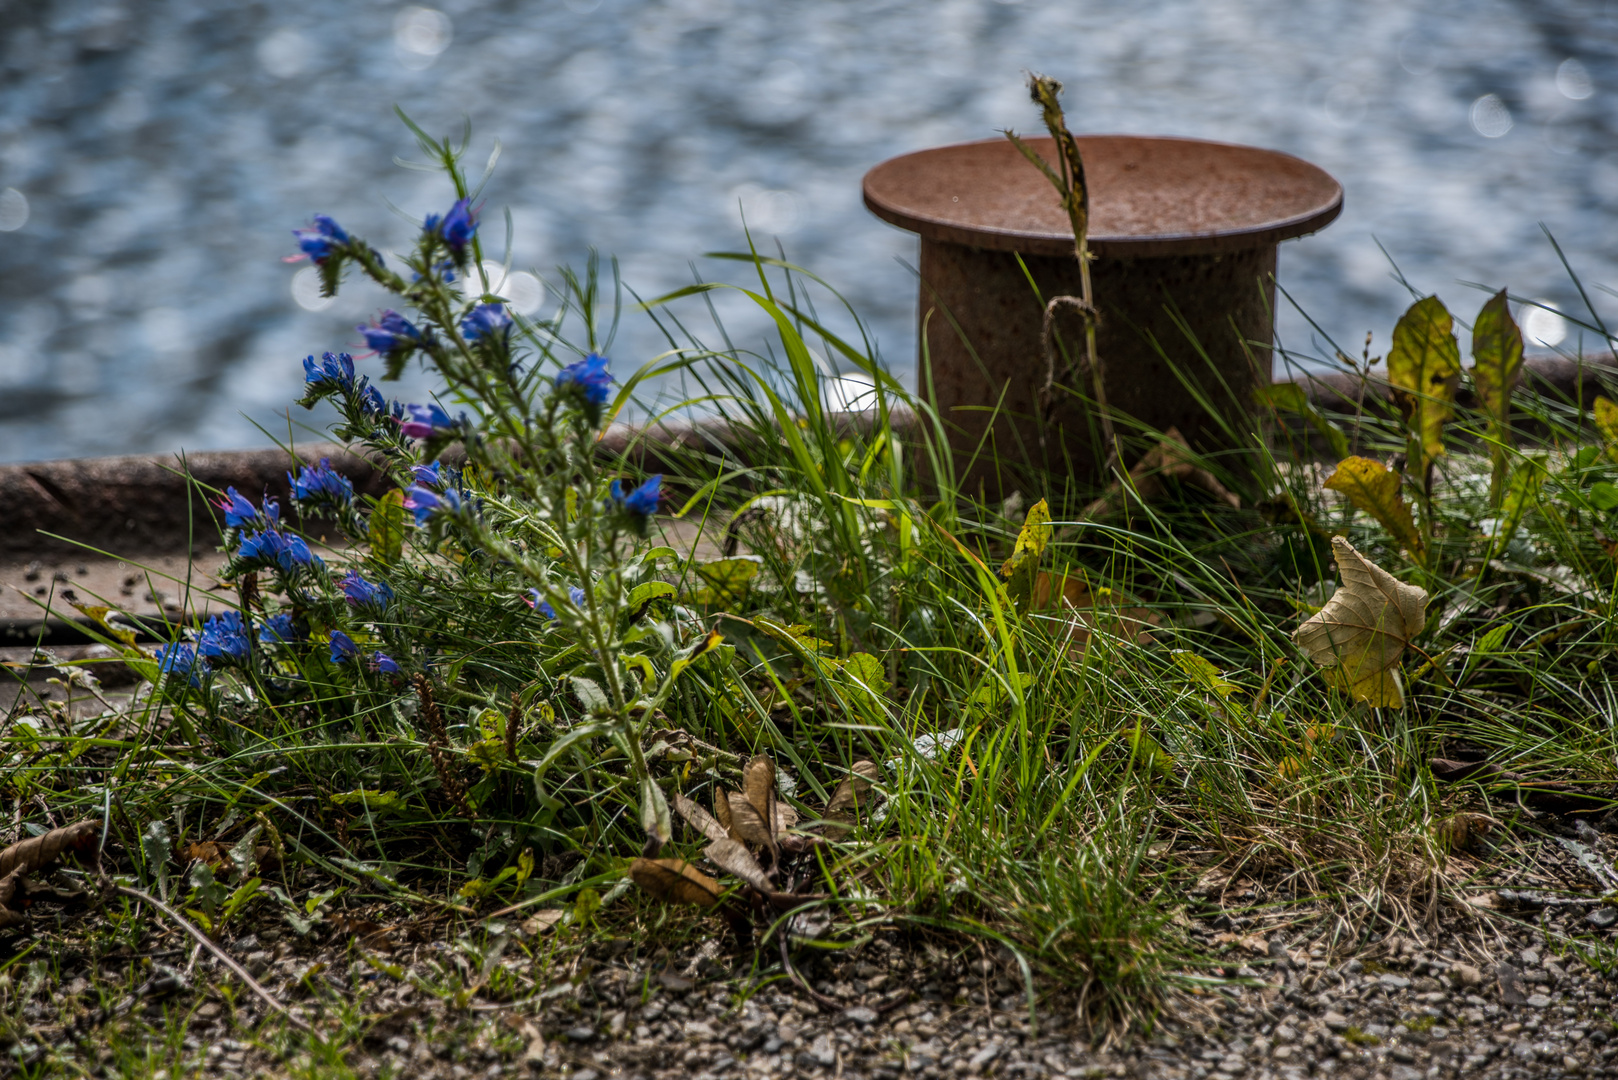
[156,642,205,687]
[258,612,301,645]
[400,402,456,441]
[329,630,399,674]
[460,302,510,343]
[360,310,427,361]
[425,198,478,263]
[197,610,252,664]
[237,528,323,574]
[213,487,277,530]
[556,353,614,422]
[303,351,357,392]
[289,458,355,507]
[341,570,394,612]
[288,215,349,267]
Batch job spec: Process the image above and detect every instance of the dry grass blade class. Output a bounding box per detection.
[629,857,723,908]
[673,792,731,844]
[703,838,774,894]
[824,761,880,836]
[0,818,101,878]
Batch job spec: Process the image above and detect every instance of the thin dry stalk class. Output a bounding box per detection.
[416,674,476,820]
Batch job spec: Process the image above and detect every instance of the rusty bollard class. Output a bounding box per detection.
[863,134,1342,496]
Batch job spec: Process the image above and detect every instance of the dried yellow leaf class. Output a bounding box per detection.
[1293,537,1429,709]
[1323,456,1423,557]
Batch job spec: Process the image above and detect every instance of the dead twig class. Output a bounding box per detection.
[105,879,313,1034]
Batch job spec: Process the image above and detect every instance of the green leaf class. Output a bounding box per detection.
[1496,459,1544,548]
[1595,397,1618,463]
[628,581,676,609]
[1254,382,1349,460]
[1386,295,1461,469]
[836,652,891,707]
[330,789,406,815]
[1170,650,1237,699]
[1000,498,1053,611]
[1471,289,1524,505]
[1588,481,1618,512]
[369,489,407,566]
[688,557,761,606]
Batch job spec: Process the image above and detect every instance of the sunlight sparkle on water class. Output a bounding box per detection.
[470,260,546,316]
[0,188,29,232]
[1556,58,1594,101]
[1470,94,1513,138]
[1522,301,1567,348]
[291,266,335,312]
[395,7,452,71]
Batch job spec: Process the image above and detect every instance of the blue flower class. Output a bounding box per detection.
[460,302,511,342]
[359,310,425,358]
[238,529,324,573]
[400,402,455,441]
[288,214,349,265]
[370,651,400,674]
[610,475,663,519]
[411,462,443,486]
[259,612,301,645]
[403,484,462,525]
[427,198,478,256]
[358,383,403,420]
[525,589,557,620]
[569,586,587,607]
[289,458,355,504]
[341,569,395,612]
[302,351,356,391]
[157,642,207,687]
[556,353,613,408]
[329,630,361,664]
[212,487,266,529]
[197,611,252,663]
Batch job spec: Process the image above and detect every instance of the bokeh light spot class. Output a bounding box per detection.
[1470,94,1513,138]
[258,29,309,79]
[0,188,29,232]
[395,7,452,70]
[1522,302,1567,348]
[291,266,335,312]
[1556,58,1593,101]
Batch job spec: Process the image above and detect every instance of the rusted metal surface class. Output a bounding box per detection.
[864,135,1343,258]
[864,135,1343,494]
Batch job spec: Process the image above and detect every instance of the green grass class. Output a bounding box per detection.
[6,144,1618,1073]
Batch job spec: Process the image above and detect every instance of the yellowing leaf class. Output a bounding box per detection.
[836,652,890,705]
[1171,650,1238,699]
[1595,397,1618,463]
[1386,295,1461,469]
[1000,498,1052,577]
[1471,289,1524,504]
[329,789,405,814]
[1323,456,1424,556]
[1000,498,1052,611]
[1293,537,1430,709]
[1124,720,1175,777]
[1032,571,1160,651]
[69,602,138,647]
[369,489,406,565]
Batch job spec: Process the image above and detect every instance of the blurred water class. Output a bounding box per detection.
[1,0,1615,463]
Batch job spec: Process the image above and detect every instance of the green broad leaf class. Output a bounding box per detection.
[1477,623,1511,654]
[1254,382,1349,460]
[570,675,609,712]
[1588,481,1618,513]
[688,557,761,606]
[1170,650,1238,699]
[1386,295,1461,469]
[628,581,677,608]
[640,776,672,845]
[476,707,504,741]
[368,489,407,565]
[1595,398,1618,463]
[1472,290,1525,506]
[837,652,891,706]
[330,789,406,815]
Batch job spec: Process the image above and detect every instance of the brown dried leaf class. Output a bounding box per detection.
[673,792,731,844]
[629,857,723,908]
[742,755,777,843]
[713,786,736,839]
[823,761,881,837]
[1293,536,1428,709]
[521,909,567,936]
[1031,571,1161,650]
[1435,812,1501,851]
[1081,427,1241,520]
[0,818,100,878]
[186,841,227,869]
[727,793,776,850]
[703,839,774,893]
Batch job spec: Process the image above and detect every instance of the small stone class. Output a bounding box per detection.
[564,1027,595,1043]
[1379,973,1411,990]
[810,1033,837,1067]
[1498,964,1529,1006]
[844,1006,878,1025]
[573,1072,599,1080]
[1450,962,1483,987]
[1526,994,1552,1008]
[968,1043,1001,1069]
[1585,907,1617,929]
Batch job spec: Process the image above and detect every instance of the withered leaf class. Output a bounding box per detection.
[673,792,731,844]
[823,760,881,836]
[629,857,723,908]
[0,818,100,878]
[1293,537,1429,709]
[703,839,774,893]
[713,785,736,839]
[742,755,777,841]
[1081,426,1241,521]
[521,909,566,936]
[727,792,776,851]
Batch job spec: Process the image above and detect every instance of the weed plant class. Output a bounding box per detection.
[6,114,1618,1061]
